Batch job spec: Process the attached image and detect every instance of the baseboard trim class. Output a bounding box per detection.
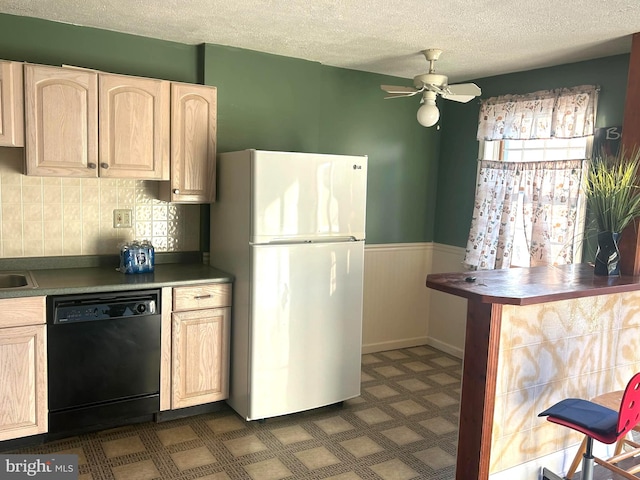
[155,401,226,422]
[362,337,429,354]
[426,336,464,359]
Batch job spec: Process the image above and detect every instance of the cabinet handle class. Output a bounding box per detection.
[173,189,180,194]
[194,294,212,300]
[101,163,110,169]
[87,163,97,169]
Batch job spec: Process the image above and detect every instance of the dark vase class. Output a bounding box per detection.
[594,231,621,276]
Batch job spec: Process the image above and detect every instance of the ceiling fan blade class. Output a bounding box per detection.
[383,91,422,99]
[442,83,482,103]
[448,83,481,96]
[441,93,476,103]
[381,84,421,95]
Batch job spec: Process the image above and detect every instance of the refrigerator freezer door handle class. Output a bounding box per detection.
[257,236,360,245]
[320,236,359,242]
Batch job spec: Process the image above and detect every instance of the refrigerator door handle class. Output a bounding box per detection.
[256,236,360,245]
[318,236,360,243]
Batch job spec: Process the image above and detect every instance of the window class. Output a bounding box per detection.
[483,138,589,162]
[465,85,598,271]
[479,137,589,267]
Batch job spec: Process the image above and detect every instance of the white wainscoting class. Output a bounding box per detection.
[362,243,431,354]
[362,242,468,358]
[427,243,468,358]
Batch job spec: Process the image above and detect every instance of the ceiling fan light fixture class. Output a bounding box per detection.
[417,92,439,127]
[381,49,481,127]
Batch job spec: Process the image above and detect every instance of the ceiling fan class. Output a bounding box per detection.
[381,49,481,127]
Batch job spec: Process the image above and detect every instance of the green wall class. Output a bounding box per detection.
[435,54,631,249]
[0,13,438,246]
[0,14,199,82]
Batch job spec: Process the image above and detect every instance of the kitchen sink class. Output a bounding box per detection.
[0,271,38,290]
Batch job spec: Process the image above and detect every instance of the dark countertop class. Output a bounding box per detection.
[426,262,640,306]
[0,253,233,298]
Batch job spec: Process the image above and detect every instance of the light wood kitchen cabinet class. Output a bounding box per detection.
[161,283,231,410]
[159,83,217,203]
[0,60,24,147]
[21,61,218,189]
[24,64,98,177]
[99,73,170,180]
[25,65,171,179]
[0,296,47,441]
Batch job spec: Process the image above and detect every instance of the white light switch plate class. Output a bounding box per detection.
[113,209,133,228]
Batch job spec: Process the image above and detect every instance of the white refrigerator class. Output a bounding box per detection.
[210,149,367,421]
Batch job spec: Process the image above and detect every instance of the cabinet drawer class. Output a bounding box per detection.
[0,296,46,328]
[173,283,231,311]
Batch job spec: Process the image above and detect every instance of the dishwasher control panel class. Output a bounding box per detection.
[49,290,159,324]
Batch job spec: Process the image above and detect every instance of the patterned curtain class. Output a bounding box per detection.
[477,85,598,141]
[522,160,585,266]
[464,159,585,270]
[464,161,523,270]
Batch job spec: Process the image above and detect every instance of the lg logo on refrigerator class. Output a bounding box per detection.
[353,164,362,170]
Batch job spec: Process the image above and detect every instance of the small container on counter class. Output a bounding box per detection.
[118,240,155,274]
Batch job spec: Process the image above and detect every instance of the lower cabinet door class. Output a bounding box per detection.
[0,324,47,440]
[171,307,229,409]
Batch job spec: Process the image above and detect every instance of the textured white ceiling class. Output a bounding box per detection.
[1,0,639,82]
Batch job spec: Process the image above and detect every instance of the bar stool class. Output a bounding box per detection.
[565,390,640,479]
[539,372,640,480]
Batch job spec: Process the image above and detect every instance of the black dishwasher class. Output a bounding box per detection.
[47,289,161,438]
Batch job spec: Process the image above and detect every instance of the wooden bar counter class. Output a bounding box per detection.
[426,263,640,479]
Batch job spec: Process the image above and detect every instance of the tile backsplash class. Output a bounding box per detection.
[0,148,200,258]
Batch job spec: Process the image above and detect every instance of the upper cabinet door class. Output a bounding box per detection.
[24,64,98,177]
[162,83,217,203]
[99,73,170,180]
[0,61,24,147]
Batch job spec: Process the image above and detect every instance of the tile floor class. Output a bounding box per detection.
[10,346,463,479]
